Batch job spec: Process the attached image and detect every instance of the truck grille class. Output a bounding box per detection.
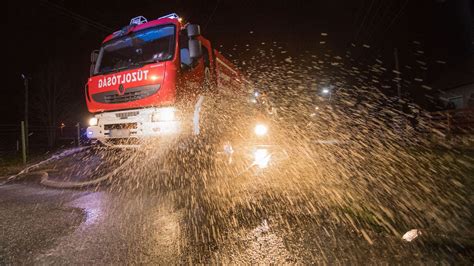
[115,111,139,119]
[92,84,160,104]
[104,123,138,130]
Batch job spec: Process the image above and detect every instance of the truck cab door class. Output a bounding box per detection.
[178,29,204,100]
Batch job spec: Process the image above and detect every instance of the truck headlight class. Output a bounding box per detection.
[254,124,268,136]
[89,117,98,126]
[253,148,271,168]
[152,107,176,122]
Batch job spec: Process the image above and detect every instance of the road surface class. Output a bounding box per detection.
[1,147,473,264]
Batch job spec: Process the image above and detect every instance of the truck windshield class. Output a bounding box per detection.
[95,25,175,75]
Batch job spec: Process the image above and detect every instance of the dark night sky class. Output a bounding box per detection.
[6,0,473,125]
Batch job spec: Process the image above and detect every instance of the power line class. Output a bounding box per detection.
[360,0,387,44]
[364,0,396,45]
[203,0,221,31]
[378,0,410,40]
[344,0,369,56]
[43,0,112,31]
[352,0,376,45]
[371,0,410,54]
[351,0,369,33]
[354,0,396,62]
[39,0,114,33]
[350,0,410,65]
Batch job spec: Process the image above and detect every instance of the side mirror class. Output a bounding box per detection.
[90,50,99,63]
[187,24,201,38]
[188,39,202,58]
[180,48,193,68]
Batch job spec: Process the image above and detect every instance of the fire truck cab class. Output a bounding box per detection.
[85,13,246,143]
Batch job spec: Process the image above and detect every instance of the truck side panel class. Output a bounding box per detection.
[213,49,246,95]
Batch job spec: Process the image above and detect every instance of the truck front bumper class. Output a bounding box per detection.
[86,108,187,140]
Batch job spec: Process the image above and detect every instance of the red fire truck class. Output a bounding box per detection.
[85,13,282,169]
[85,13,251,141]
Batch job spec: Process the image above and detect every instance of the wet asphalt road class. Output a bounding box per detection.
[1,147,473,264]
[1,178,472,264]
[1,181,184,264]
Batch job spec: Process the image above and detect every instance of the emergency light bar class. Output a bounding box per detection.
[130,16,148,25]
[158,13,180,20]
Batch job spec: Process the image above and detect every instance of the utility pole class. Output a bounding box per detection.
[21,74,29,154]
[394,48,401,100]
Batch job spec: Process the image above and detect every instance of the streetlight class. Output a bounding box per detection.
[320,85,338,101]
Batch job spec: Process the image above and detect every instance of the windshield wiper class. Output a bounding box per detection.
[97,65,131,75]
[130,58,166,67]
[97,57,169,75]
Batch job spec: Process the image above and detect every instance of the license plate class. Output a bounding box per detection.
[109,129,130,138]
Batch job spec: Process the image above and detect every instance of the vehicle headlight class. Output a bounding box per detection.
[89,117,98,126]
[152,107,176,122]
[253,148,271,168]
[254,124,268,136]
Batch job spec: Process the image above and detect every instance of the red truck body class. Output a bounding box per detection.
[85,14,248,141]
[86,16,245,113]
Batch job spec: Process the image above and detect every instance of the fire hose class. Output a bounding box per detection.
[1,146,134,188]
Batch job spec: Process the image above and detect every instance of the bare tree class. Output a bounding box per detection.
[33,57,74,148]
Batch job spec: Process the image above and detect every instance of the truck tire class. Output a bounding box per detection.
[203,66,212,93]
[193,94,218,167]
[162,96,217,190]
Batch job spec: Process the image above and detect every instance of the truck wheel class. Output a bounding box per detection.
[203,66,212,93]
[160,95,218,190]
[191,94,218,180]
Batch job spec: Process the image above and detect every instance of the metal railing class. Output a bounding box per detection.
[427,108,474,136]
[0,122,84,164]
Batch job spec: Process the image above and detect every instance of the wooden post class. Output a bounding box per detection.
[21,121,27,165]
[76,123,81,147]
[24,77,29,155]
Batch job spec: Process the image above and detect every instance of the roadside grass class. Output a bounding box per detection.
[0,152,29,177]
[339,145,473,241]
[0,146,76,177]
